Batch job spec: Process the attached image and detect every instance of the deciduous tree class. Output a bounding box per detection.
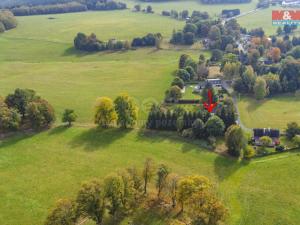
[45,199,77,225]
[225,125,246,157]
[76,179,105,225]
[94,97,117,128]
[114,93,138,128]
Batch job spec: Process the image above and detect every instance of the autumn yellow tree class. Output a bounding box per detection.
[177,175,211,212]
[270,47,281,63]
[94,97,117,128]
[187,191,228,225]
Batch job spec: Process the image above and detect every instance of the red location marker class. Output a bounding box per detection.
[203,89,218,113]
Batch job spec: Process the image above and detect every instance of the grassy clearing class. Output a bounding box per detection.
[0,50,198,122]
[237,94,300,130]
[4,10,184,43]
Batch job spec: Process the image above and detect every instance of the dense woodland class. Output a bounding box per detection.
[0,10,17,32]
[10,0,127,16]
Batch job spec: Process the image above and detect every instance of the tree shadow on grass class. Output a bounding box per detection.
[0,132,36,150]
[136,129,212,154]
[69,127,132,151]
[62,47,131,58]
[130,208,167,225]
[48,125,69,136]
[214,155,249,181]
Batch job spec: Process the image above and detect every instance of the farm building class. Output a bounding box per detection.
[194,79,222,93]
[253,128,280,146]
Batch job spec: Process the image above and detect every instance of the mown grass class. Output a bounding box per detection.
[237,94,300,130]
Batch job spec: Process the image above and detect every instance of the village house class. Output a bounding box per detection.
[252,128,280,146]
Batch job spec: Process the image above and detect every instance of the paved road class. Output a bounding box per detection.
[222,7,264,25]
[222,80,252,132]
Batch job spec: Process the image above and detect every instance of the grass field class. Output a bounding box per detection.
[238,95,300,130]
[1,127,300,225]
[1,4,300,225]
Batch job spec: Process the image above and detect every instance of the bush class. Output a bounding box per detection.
[181,128,194,138]
[0,22,5,33]
[0,10,17,31]
[244,146,256,159]
[183,32,195,45]
[176,69,190,82]
[275,145,285,152]
[211,49,223,62]
[208,136,217,148]
[165,86,182,101]
[171,77,185,89]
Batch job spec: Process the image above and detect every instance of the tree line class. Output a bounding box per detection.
[45,159,228,225]
[200,0,251,3]
[74,32,163,52]
[74,33,131,51]
[0,89,55,133]
[10,0,127,16]
[0,10,17,33]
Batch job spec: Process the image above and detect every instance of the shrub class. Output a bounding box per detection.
[244,146,256,159]
[0,10,17,30]
[176,69,190,81]
[181,128,194,138]
[275,145,285,152]
[183,32,195,45]
[165,86,182,101]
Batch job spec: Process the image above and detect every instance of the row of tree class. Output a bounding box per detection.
[131,33,162,48]
[74,32,163,52]
[0,10,17,33]
[74,33,131,51]
[11,0,126,16]
[0,89,55,133]
[201,0,250,3]
[45,159,228,225]
[147,96,237,137]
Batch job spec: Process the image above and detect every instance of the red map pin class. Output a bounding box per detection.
[203,89,218,113]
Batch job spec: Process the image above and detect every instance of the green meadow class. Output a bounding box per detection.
[238,95,300,130]
[0,3,300,225]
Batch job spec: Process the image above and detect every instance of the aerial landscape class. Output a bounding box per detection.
[0,0,300,225]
